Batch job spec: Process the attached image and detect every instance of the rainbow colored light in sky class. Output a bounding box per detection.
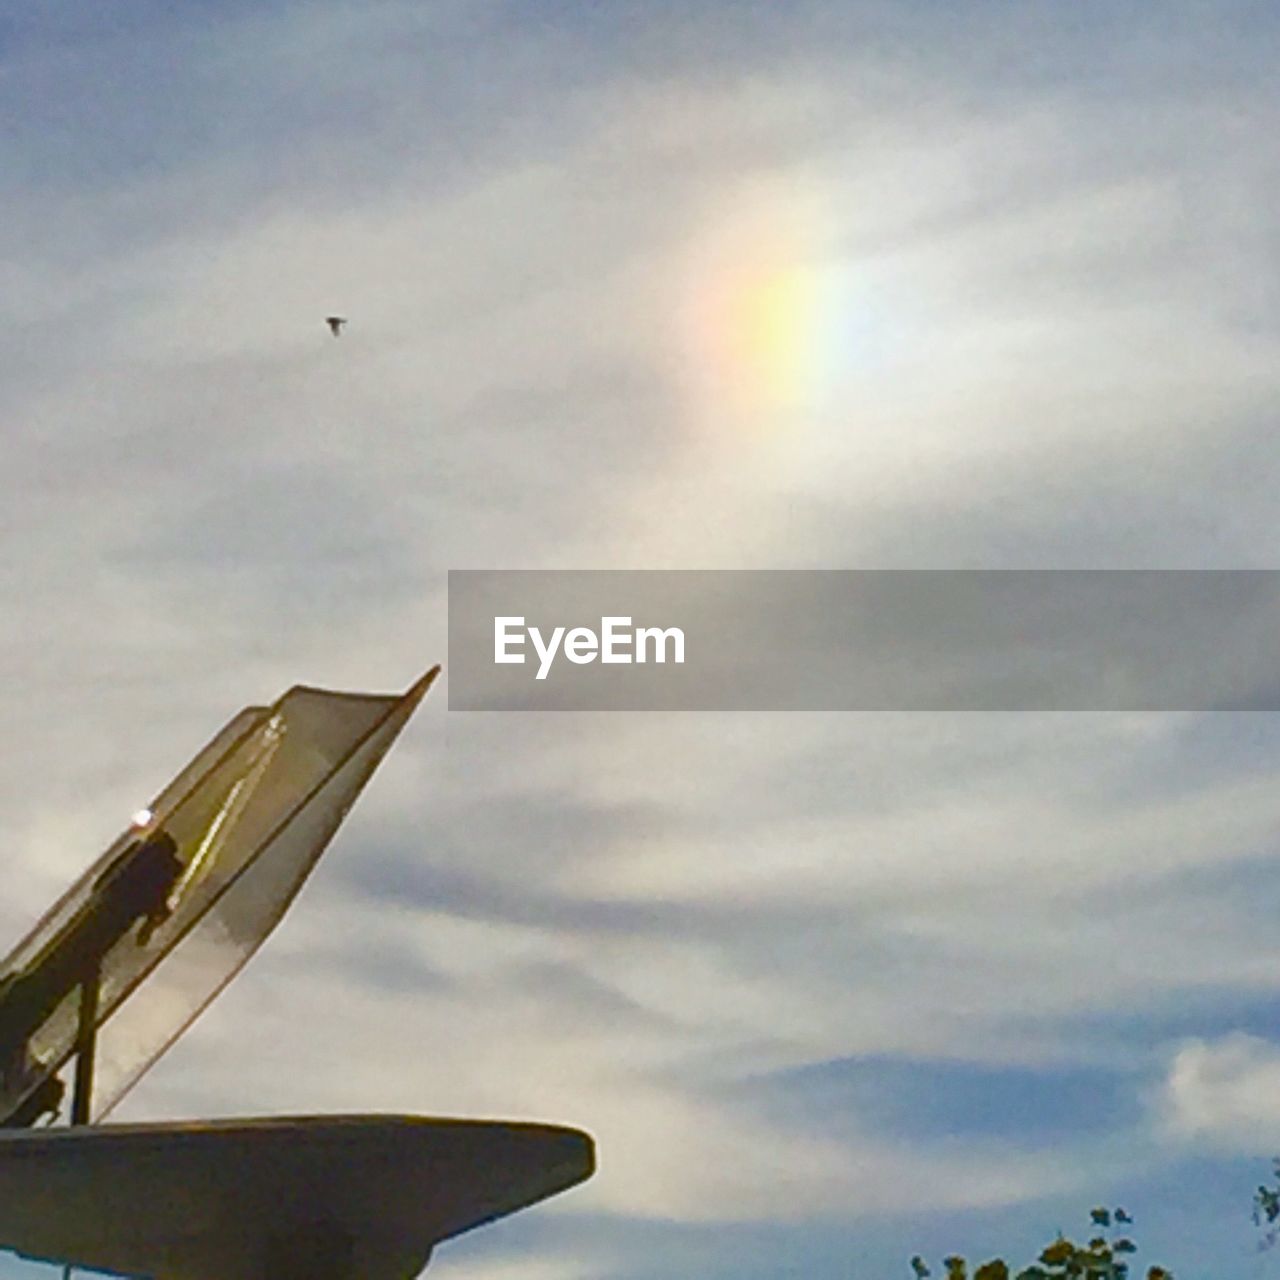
[677,185,873,433]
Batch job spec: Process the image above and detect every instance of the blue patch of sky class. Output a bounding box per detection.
[1087,712,1280,809]
[0,5,567,223]
[733,1053,1136,1146]
[1086,845,1280,944]
[436,1167,1275,1280]
[898,1153,1269,1280]
[1041,984,1280,1059]
[7,0,1276,199]
[0,1258,130,1280]
[0,0,1273,304]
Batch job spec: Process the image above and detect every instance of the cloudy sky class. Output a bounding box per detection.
[3,2,1280,1276]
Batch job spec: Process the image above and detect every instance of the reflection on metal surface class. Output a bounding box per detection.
[0,669,438,1126]
[170,712,286,915]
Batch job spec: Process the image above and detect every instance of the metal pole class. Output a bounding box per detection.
[49,944,105,1280]
[70,959,101,1127]
[63,963,101,1280]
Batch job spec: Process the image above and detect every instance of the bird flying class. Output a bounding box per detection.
[325,316,347,336]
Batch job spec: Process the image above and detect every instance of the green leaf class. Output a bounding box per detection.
[974,1262,1010,1280]
[1040,1238,1075,1266]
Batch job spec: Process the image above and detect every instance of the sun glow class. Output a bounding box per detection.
[677,183,865,433]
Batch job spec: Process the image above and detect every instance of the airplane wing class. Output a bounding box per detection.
[0,1113,595,1279]
[0,668,440,1124]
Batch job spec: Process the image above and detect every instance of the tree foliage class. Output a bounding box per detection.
[912,1208,1170,1280]
[1253,1158,1280,1251]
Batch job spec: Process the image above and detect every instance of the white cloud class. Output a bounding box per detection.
[1159,1035,1280,1153]
[118,898,1069,1224]
[430,1256,599,1280]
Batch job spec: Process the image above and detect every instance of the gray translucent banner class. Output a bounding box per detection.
[447,570,1280,711]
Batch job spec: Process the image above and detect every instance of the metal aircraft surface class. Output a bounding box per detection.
[0,668,594,1278]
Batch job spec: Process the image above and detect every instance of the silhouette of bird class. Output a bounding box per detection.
[325,316,347,336]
